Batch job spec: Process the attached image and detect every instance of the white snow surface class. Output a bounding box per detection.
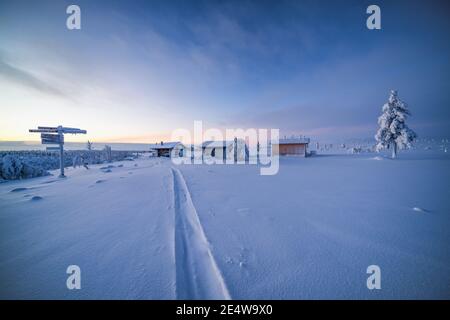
[0,151,449,299]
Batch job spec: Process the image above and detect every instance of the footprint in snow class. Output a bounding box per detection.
[95,179,106,184]
[41,180,56,184]
[412,207,430,213]
[30,196,43,201]
[100,165,115,170]
[102,169,112,173]
[10,187,29,193]
[225,256,234,264]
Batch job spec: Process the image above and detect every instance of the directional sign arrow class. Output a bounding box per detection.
[61,128,87,134]
[41,133,61,139]
[46,147,60,151]
[42,140,63,145]
[41,135,63,144]
[29,129,58,133]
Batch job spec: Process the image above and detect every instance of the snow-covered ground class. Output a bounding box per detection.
[0,151,449,299]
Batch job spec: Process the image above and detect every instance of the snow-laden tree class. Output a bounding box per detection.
[0,155,49,179]
[87,140,93,151]
[375,90,417,158]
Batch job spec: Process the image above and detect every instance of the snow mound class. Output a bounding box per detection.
[371,156,385,161]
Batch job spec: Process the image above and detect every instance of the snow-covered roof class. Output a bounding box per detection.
[202,140,235,148]
[149,142,182,150]
[272,138,310,145]
[201,140,248,148]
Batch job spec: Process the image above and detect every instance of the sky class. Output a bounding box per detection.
[0,0,449,143]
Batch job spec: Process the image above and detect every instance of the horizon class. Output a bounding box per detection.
[1,0,450,143]
[0,133,447,146]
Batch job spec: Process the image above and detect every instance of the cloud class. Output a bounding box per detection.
[0,56,68,98]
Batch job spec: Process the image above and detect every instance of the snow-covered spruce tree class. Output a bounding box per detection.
[375,90,417,158]
[87,140,93,151]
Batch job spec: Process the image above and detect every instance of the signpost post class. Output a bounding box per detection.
[29,125,87,177]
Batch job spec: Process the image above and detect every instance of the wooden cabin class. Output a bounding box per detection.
[202,140,248,162]
[149,141,185,158]
[271,138,310,157]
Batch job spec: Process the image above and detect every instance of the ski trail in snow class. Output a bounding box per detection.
[171,167,231,300]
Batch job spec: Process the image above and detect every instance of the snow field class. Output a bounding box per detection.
[0,152,449,299]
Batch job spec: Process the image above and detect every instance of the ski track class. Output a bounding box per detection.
[171,167,231,300]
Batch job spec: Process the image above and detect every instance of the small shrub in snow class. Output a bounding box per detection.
[1,155,25,179]
[0,155,50,180]
[2,155,23,179]
[87,140,93,151]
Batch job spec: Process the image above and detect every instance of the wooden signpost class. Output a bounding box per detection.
[29,125,87,177]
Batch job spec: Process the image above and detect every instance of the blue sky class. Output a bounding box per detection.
[0,0,449,142]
